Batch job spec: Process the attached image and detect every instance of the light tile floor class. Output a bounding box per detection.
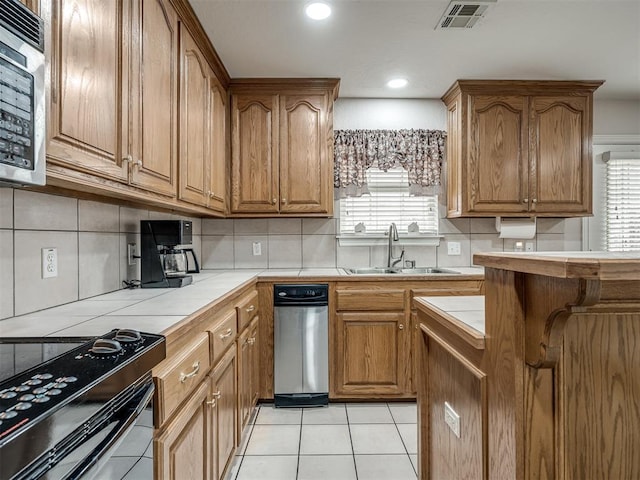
[224,402,418,480]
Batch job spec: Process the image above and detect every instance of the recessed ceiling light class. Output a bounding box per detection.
[306,2,331,20]
[387,78,408,89]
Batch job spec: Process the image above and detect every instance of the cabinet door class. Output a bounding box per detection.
[155,380,212,480]
[211,345,237,480]
[249,318,260,408]
[178,24,209,207]
[468,95,528,213]
[279,94,332,214]
[129,0,178,197]
[237,327,252,435]
[208,78,227,213]
[45,0,129,181]
[529,96,591,214]
[230,94,279,213]
[333,311,409,397]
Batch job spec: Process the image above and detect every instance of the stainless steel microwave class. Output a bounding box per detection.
[0,0,45,186]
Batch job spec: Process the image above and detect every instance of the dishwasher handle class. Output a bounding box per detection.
[274,284,328,306]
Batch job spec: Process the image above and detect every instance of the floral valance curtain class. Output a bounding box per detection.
[333,129,446,197]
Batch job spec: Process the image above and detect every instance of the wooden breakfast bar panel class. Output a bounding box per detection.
[415,252,640,480]
[475,252,640,480]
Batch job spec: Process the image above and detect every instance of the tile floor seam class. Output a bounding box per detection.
[295,414,303,480]
[345,404,359,480]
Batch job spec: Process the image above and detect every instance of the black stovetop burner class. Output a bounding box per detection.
[0,329,166,480]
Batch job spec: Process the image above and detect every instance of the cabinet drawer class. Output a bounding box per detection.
[237,290,259,331]
[210,309,237,364]
[154,332,210,426]
[336,289,405,311]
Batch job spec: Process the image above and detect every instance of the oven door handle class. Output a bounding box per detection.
[62,377,155,480]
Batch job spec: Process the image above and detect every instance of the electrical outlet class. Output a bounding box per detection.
[525,241,535,252]
[42,247,58,279]
[252,241,262,256]
[127,243,137,266]
[447,241,461,256]
[444,402,461,438]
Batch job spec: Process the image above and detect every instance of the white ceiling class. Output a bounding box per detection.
[189,0,640,100]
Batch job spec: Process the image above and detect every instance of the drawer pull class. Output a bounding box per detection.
[245,305,255,313]
[206,399,217,407]
[247,337,256,345]
[399,324,404,330]
[179,361,200,383]
[219,328,233,339]
[212,390,221,399]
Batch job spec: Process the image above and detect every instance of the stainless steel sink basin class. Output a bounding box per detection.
[343,267,459,275]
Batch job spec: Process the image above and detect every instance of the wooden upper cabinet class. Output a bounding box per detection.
[529,95,591,214]
[230,94,279,213]
[129,0,178,197]
[279,94,331,214]
[208,78,227,213]
[469,95,528,214]
[229,79,339,217]
[44,0,129,181]
[178,24,209,207]
[442,80,602,217]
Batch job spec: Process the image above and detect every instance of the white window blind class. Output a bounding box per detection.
[339,167,439,235]
[605,155,640,252]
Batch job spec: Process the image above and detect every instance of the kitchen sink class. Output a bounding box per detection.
[343,267,460,275]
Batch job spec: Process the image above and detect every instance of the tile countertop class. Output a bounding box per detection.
[413,295,485,349]
[0,267,484,338]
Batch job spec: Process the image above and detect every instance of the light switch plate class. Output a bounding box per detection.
[252,241,262,256]
[444,401,461,438]
[42,247,58,279]
[447,241,461,256]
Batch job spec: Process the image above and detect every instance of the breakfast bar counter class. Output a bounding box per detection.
[414,251,640,480]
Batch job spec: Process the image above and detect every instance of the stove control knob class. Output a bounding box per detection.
[115,329,142,343]
[15,402,32,411]
[48,388,62,396]
[0,411,18,419]
[0,391,17,400]
[15,385,30,392]
[18,394,35,402]
[25,379,42,386]
[89,339,123,356]
[32,396,50,404]
[63,376,78,383]
[32,388,48,395]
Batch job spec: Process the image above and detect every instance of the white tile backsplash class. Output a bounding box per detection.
[14,190,78,231]
[0,188,13,228]
[0,230,14,319]
[1,189,584,319]
[79,232,120,299]
[78,200,119,232]
[14,230,79,316]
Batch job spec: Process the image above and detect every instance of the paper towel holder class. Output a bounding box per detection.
[495,217,537,239]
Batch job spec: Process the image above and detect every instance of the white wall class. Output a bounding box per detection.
[585,99,640,251]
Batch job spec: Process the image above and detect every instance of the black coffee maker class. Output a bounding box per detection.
[140,220,200,288]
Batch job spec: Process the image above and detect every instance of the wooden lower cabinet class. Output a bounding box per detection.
[209,345,237,480]
[418,324,487,480]
[155,381,212,480]
[237,317,259,435]
[333,311,409,397]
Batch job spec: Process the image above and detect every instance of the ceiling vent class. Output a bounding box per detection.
[436,0,497,29]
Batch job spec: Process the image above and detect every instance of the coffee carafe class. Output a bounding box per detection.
[140,220,200,288]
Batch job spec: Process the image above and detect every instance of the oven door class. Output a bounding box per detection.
[15,374,155,480]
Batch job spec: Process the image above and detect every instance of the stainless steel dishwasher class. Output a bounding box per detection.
[274,284,329,407]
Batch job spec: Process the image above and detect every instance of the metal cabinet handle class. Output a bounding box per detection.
[133,159,143,167]
[179,361,200,383]
[247,337,256,345]
[245,305,255,313]
[212,390,221,399]
[532,198,538,203]
[272,198,277,205]
[206,399,216,407]
[123,154,132,163]
[399,324,404,330]
[281,198,287,204]
[219,328,233,339]
[523,198,529,203]
[209,191,215,198]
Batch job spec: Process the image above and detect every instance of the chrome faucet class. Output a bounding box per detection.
[387,223,405,268]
